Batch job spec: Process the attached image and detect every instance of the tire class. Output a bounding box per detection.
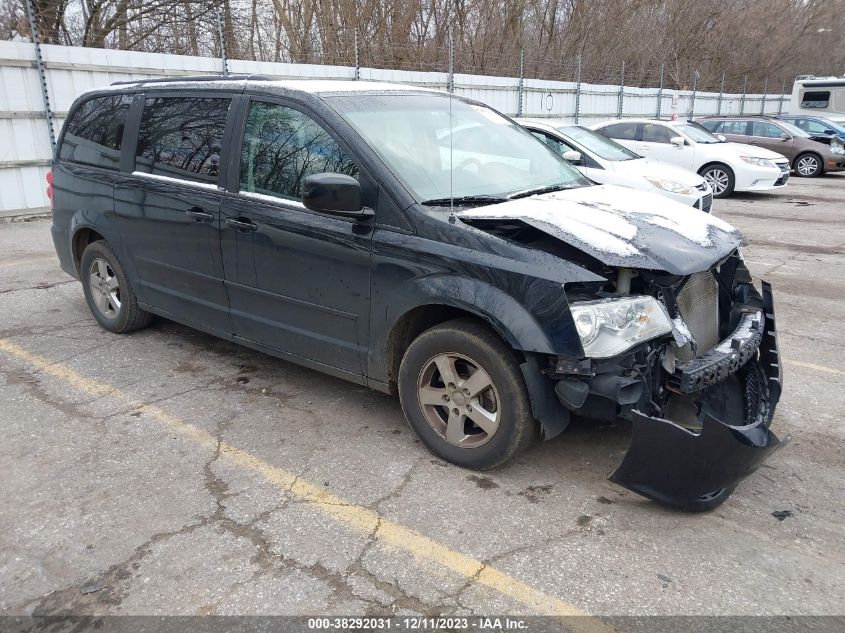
[398,318,538,470]
[699,163,735,198]
[80,240,152,334]
[793,152,823,177]
[671,485,738,513]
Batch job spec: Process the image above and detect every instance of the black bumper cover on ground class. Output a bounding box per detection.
[609,282,785,510]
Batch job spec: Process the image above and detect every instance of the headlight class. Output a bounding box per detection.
[740,155,776,168]
[643,177,693,195]
[570,296,673,358]
[831,139,845,155]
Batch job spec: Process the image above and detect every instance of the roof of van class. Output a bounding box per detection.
[106,75,441,95]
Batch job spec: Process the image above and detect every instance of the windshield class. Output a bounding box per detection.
[777,120,811,138]
[329,94,589,203]
[674,122,721,143]
[557,125,640,161]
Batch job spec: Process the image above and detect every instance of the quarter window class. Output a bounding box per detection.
[641,123,674,143]
[135,97,230,183]
[599,122,638,140]
[59,95,132,169]
[239,102,358,201]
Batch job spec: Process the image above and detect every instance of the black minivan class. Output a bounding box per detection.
[50,76,783,510]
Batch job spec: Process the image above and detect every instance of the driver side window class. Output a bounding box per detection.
[641,123,674,144]
[239,101,358,201]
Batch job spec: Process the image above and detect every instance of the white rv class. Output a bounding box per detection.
[790,76,845,123]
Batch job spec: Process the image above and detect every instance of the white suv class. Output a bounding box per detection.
[592,119,791,197]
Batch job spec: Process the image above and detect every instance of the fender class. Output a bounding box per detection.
[371,275,576,439]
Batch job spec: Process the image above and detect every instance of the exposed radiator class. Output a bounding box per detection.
[675,271,720,361]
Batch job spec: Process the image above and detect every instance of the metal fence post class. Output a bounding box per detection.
[517,48,524,117]
[617,61,625,118]
[574,54,582,123]
[447,33,454,93]
[760,78,768,114]
[656,64,664,118]
[23,0,55,150]
[689,70,699,118]
[778,79,786,114]
[216,11,229,76]
[354,29,360,80]
[716,73,725,115]
[740,76,747,114]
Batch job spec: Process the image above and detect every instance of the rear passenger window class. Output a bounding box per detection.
[239,102,358,202]
[59,95,131,169]
[599,122,638,140]
[720,121,747,135]
[135,97,230,184]
[641,123,674,143]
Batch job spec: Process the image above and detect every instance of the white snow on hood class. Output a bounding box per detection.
[457,184,740,258]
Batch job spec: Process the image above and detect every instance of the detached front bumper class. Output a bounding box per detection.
[609,282,785,510]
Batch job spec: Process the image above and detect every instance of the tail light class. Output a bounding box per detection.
[46,170,53,208]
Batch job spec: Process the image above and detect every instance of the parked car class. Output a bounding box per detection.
[50,77,783,511]
[592,118,790,198]
[699,115,845,178]
[516,118,713,212]
[776,114,845,147]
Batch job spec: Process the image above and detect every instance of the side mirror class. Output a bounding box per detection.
[670,136,685,148]
[561,149,583,164]
[779,133,791,141]
[716,134,727,142]
[824,128,836,135]
[302,173,370,217]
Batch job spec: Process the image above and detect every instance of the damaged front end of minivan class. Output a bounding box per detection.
[554,255,783,510]
[458,186,785,510]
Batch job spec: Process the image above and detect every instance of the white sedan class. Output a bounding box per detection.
[591,118,790,197]
[517,118,714,212]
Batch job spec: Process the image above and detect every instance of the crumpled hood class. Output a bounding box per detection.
[457,185,742,275]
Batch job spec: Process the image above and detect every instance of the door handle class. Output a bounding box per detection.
[186,207,214,222]
[226,217,258,232]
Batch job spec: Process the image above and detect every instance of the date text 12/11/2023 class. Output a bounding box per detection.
[307,617,530,630]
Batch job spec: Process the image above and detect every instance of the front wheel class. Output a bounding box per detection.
[80,241,152,334]
[794,152,823,177]
[699,164,735,198]
[398,319,537,470]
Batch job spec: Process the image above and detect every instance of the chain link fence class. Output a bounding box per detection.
[1,0,790,216]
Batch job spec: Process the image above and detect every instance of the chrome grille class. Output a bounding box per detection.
[675,271,719,361]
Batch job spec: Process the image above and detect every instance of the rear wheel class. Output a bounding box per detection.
[398,319,537,470]
[699,163,735,198]
[794,152,823,177]
[80,241,152,334]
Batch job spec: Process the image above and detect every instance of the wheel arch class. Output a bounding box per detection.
[71,226,106,275]
[374,277,560,393]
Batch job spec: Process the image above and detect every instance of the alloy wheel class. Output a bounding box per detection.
[89,257,121,319]
[416,352,501,448]
[703,168,730,195]
[796,155,819,176]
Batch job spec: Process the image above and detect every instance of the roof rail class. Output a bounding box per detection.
[110,73,275,86]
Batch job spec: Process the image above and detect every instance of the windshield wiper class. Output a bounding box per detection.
[420,195,507,207]
[506,183,580,200]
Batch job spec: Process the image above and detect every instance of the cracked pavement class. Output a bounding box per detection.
[1,175,844,618]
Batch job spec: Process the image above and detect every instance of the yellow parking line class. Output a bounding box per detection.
[0,337,613,630]
[784,359,845,377]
